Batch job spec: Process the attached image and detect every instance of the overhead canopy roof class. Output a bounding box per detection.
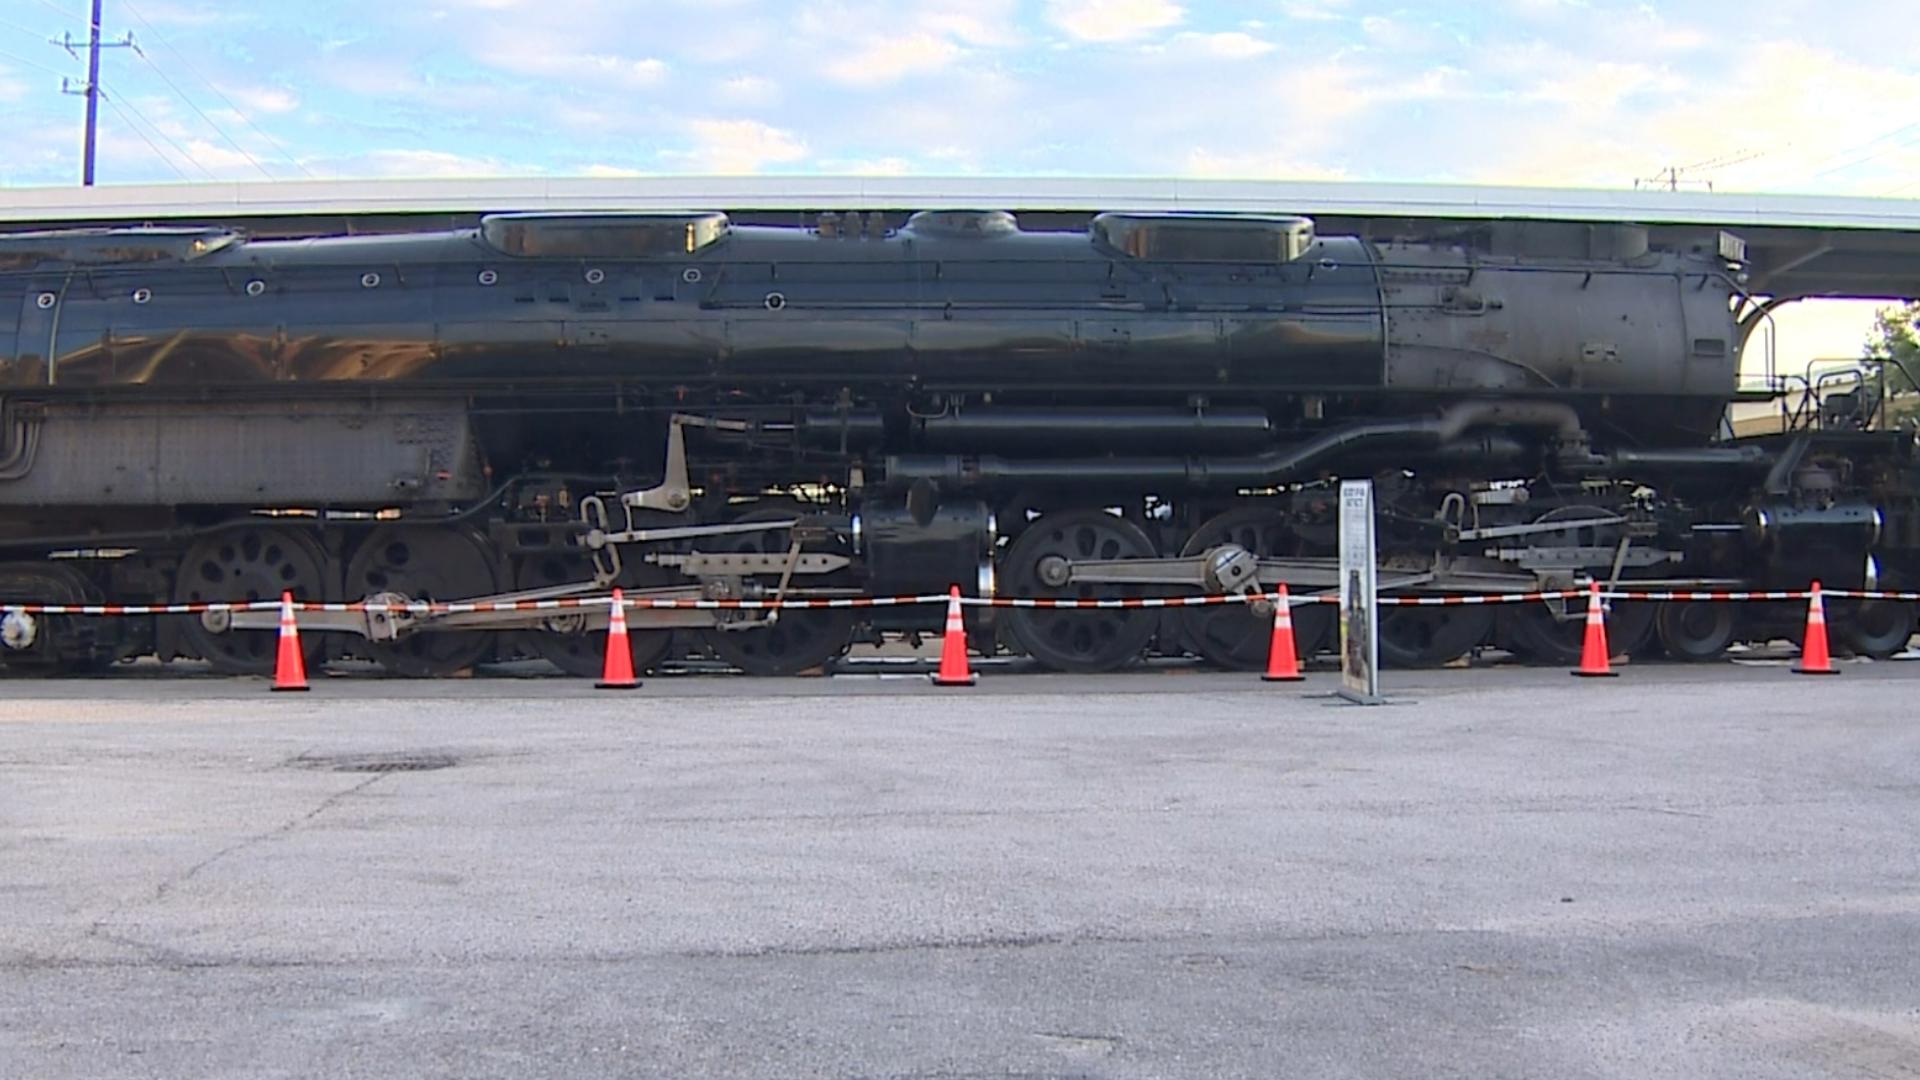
[1,176,1916,300]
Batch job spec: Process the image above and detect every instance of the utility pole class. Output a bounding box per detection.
[1633,165,1715,193]
[82,0,101,185]
[55,0,134,186]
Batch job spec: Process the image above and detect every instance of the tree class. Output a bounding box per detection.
[1866,301,1920,389]
[1865,301,1920,428]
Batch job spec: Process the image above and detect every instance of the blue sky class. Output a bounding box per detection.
[1,0,1916,192]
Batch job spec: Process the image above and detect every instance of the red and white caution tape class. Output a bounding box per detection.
[4,586,1917,617]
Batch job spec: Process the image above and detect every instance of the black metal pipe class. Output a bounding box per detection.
[884,401,1579,488]
[919,406,1272,452]
[798,406,1276,453]
[1610,445,1771,472]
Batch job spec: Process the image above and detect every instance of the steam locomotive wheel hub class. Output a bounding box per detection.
[2,562,117,674]
[344,526,502,677]
[1002,509,1160,673]
[696,507,855,676]
[174,527,329,675]
[1177,508,1333,671]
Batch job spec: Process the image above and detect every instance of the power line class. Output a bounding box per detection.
[123,38,275,179]
[0,13,61,40]
[96,85,200,180]
[99,82,219,180]
[1676,146,1775,174]
[1811,133,1920,180]
[0,46,72,78]
[119,0,313,177]
[1805,121,1920,178]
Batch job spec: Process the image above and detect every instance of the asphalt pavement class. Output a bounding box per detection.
[3,662,1919,1078]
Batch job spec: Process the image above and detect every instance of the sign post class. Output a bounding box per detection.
[1337,479,1385,705]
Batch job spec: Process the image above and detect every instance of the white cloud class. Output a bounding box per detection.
[1161,31,1275,59]
[716,74,779,106]
[1277,0,1348,21]
[116,0,231,26]
[823,31,963,85]
[667,119,808,173]
[581,164,650,177]
[479,50,665,87]
[917,0,1024,47]
[214,83,300,115]
[313,148,527,179]
[1468,40,1920,193]
[462,14,669,88]
[1045,0,1184,43]
[818,156,915,175]
[1183,147,1348,180]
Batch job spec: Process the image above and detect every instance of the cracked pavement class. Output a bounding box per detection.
[3,665,1920,1078]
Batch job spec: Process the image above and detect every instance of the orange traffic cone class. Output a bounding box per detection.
[271,590,309,692]
[931,585,977,686]
[1572,580,1618,678]
[595,588,641,689]
[1261,584,1304,682]
[1793,580,1839,675]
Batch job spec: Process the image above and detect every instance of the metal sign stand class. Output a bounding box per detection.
[1336,479,1389,705]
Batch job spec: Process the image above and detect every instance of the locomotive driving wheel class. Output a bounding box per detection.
[173,526,330,675]
[1840,599,1916,659]
[1491,506,1654,665]
[1177,507,1333,670]
[1656,600,1738,661]
[697,506,856,676]
[1375,605,1494,668]
[514,552,676,678]
[3,562,122,675]
[344,525,503,677]
[1497,588,1655,666]
[1000,508,1161,673]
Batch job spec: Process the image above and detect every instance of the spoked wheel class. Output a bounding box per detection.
[173,526,330,675]
[514,553,676,678]
[1497,593,1656,666]
[1840,599,1915,659]
[1001,509,1160,673]
[344,525,503,677]
[1177,508,1333,670]
[1376,605,1494,668]
[1656,600,1737,661]
[697,507,856,676]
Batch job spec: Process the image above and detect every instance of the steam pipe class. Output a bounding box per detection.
[884,400,1580,488]
[798,405,1275,453]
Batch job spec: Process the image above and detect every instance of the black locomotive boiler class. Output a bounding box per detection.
[0,207,1913,675]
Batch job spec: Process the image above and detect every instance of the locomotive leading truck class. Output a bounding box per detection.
[0,208,1913,675]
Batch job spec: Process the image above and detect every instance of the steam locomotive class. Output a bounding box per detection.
[1,206,1913,675]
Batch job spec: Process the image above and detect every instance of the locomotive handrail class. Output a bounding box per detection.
[0,253,1727,283]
